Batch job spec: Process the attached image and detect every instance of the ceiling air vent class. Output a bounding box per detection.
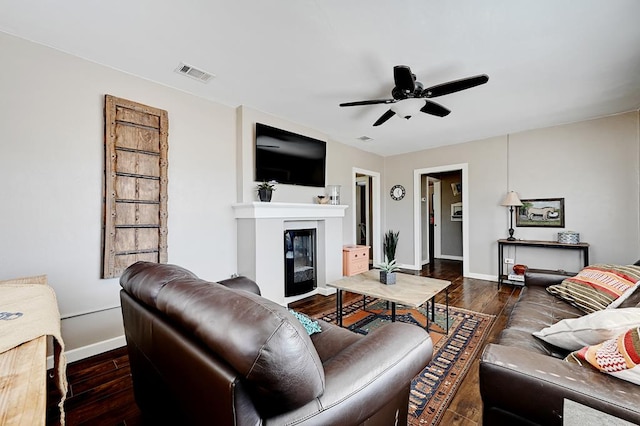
[175,62,215,83]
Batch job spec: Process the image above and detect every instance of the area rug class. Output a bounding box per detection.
[314,297,495,425]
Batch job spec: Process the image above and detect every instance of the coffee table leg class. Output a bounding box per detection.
[425,300,430,331]
[431,296,435,330]
[336,290,343,327]
[391,302,396,322]
[445,288,449,335]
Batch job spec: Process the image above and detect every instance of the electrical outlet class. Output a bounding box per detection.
[504,258,515,264]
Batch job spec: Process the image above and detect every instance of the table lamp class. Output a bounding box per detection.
[501,191,523,241]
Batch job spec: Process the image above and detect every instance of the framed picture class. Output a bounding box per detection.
[451,182,461,196]
[516,198,565,228]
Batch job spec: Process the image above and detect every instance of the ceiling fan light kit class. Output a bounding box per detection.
[340,65,489,126]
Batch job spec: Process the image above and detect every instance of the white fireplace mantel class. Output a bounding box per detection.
[232,202,348,219]
[233,202,347,305]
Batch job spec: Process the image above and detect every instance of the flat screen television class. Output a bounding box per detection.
[255,123,326,187]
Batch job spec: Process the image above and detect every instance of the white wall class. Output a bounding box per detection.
[0,32,385,360]
[384,111,640,279]
[236,106,384,245]
[0,32,238,356]
[385,136,506,276]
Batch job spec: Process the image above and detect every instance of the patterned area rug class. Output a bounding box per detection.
[314,297,495,425]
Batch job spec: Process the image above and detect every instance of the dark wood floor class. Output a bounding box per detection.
[46,260,520,425]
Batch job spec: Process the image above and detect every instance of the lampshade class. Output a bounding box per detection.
[501,191,523,207]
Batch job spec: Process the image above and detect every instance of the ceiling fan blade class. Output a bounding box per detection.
[422,74,489,98]
[393,65,415,93]
[420,100,451,117]
[373,109,396,126]
[339,99,395,107]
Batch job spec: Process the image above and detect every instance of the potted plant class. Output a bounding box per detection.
[378,259,400,284]
[257,180,276,202]
[383,230,399,264]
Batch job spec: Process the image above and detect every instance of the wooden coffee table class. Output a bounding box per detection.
[327,270,452,334]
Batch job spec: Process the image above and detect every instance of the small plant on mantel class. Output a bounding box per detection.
[256,180,276,202]
[257,180,277,191]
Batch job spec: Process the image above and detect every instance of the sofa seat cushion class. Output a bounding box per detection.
[506,286,583,332]
[497,286,583,357]
[309,319,362,362]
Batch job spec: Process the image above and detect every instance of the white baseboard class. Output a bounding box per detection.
[398,263,420,271]
[47,335,127,370]
[437,255,463,261]
[466,272,498,282]
[318,286,336,296]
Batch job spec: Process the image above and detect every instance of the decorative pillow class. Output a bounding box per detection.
[564,326,640,385]
[547,264,640,314]
[289,309,322,335]
[533,307,640,351]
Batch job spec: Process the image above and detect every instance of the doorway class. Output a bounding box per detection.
[353,168,381,266]
[413,164,469,277]
[421,177,441,265]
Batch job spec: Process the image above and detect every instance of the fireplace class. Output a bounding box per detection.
[233,202,347,305]
[284,229,316,297]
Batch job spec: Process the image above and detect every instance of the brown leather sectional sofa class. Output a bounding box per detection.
[480,269,640,425]
[119,261,433,425]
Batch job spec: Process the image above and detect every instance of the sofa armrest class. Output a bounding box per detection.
[271,322,433,425]
[216,275,261,295]
[524,270,573,287]
[480,344,640,425]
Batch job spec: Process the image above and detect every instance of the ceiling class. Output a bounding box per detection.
[2,0,639,156]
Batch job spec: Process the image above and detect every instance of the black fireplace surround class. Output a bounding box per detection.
[284,229,316,297]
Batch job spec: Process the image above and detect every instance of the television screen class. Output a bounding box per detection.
[255,123,326,187]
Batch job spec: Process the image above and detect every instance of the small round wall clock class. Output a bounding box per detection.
[390,184,406,201]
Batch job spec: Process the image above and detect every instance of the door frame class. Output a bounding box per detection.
[421,176,441,264]
[413,163,469,277]
[432,179,442,259]
[355,175,370,246]
[352,167,381,266]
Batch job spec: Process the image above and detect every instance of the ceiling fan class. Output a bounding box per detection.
[339,65,489,126]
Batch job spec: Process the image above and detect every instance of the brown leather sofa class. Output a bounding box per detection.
[119,261,433,425]
[480,269,640,425]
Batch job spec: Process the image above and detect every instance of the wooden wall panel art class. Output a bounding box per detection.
[103,95,168,278]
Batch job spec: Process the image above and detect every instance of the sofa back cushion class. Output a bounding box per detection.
[120,261,197,307]
[120,262,325,417]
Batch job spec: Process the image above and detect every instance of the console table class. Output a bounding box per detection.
[497,239,590,287]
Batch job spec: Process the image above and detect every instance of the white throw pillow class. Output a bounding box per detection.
[532,307,640,351]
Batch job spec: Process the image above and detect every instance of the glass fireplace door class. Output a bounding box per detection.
[284,229,316,297]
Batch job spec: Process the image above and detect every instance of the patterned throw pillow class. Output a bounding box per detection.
[565,326,640,385]
[547,264,640,314]
[288,309,322,335]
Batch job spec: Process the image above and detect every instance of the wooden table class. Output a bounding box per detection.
[497,239,590,287]
[327,270,452,333]
[0,336,47,426]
